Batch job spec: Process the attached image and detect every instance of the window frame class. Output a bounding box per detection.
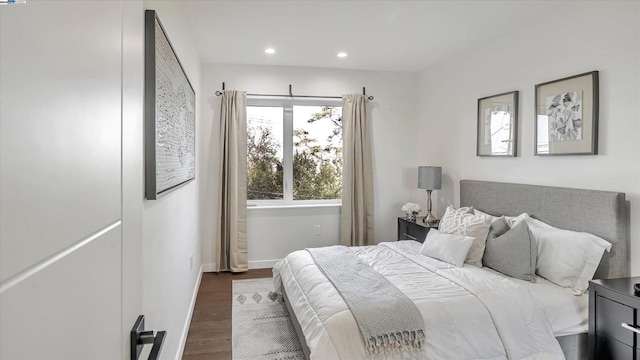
[246,97,343,207]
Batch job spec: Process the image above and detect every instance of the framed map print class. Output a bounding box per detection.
[145,10,196,199]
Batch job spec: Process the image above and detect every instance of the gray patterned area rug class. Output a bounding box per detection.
[232,278,305,360]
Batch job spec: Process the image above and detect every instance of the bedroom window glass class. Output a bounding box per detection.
[246,99,342,205]
[246,106,284,200]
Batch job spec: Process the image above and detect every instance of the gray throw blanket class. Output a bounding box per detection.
[306,246,425,354]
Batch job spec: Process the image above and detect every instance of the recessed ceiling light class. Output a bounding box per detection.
[265,48,276,54]
[337,52,348,58]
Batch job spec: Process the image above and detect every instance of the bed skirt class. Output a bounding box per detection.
[557,333,587,360]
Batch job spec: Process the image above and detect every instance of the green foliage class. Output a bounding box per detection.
[293,106,342,200]
[246,106,342,201]
[247,125,283,199]
[292,147,342,200]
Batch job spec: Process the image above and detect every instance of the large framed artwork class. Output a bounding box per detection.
[145,10,196,200]
[534,71,598,156]
[477,91,518,157]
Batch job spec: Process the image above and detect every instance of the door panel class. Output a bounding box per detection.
[0,0,122,283]
[121,0,145,358]
[0,225,122,360]
[0,1,139,359]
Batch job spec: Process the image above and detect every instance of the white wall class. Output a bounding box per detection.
[141,2,203,360]
[417,2,640,276]
[200,64,419,269]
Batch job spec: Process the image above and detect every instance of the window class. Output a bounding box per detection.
[246,99,343,204]
[247,106,284,200]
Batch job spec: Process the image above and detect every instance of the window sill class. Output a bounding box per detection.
[247,203,342,210]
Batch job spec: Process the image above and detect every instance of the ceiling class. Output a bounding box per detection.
[179,0,570,72]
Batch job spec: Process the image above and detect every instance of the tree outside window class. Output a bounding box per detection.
[246,103,342,203]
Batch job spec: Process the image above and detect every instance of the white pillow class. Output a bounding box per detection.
[439,206,492,267]
[513,214,611,294]
[419,229,474,267]
[508,213,550,229]
[535,226,611,293]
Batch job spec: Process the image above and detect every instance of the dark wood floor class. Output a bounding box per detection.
[182,268,273,360]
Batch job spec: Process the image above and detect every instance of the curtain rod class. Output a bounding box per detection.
[214,83,374,101]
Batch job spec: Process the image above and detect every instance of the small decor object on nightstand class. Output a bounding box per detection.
[418,166,442,225]
[401,202,421,221]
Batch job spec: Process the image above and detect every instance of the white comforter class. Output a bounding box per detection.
[273,241,565,360]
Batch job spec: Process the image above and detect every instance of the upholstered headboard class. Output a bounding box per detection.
[460,180,630,279]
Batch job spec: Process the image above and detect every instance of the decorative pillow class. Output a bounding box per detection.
[439,206,492,267]
[511,214,612,293]
[508,213,550,229]
[483,221,537,282]
[473,209,499,222]
[419,229,474,267]
[458,206,475,214]
[486,216,510,240]
[438,206,471,229]
[474,211,519,241]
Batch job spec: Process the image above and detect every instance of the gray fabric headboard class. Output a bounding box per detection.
[460,180,630,279]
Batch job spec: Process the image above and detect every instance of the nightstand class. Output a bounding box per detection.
[588,276,640,360]
[397,217,439,243]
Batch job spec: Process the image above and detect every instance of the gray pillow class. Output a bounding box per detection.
[486,216,510,241]
[482,220,537,282]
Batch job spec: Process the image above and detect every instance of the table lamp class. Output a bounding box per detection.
[418,166,442,225]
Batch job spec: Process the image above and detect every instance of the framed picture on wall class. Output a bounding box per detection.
[477,91,518,157]
[534,71,599,156]
[144,10,196,200]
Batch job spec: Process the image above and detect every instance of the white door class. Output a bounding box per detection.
[0,1,144,359]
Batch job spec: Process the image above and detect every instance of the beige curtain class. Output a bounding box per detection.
[340,94,375,246]
[215,90,248,272]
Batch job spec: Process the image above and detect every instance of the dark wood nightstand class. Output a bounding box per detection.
[397,217,439,243]
[588,276,640,360]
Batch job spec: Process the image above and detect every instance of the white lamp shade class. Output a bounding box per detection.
[418,166,442,190]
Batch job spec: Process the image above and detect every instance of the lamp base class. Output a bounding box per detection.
[423,212,438,225]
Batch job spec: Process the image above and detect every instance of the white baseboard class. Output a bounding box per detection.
[249,259,280,269]
[201,260,280,272]
[175,264,203,360]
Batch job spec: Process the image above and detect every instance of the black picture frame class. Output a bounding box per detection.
[534,71,598,156]
[476,91,518,157]
[145,10,196,200]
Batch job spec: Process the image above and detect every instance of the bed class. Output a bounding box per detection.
[274,180,630,360]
